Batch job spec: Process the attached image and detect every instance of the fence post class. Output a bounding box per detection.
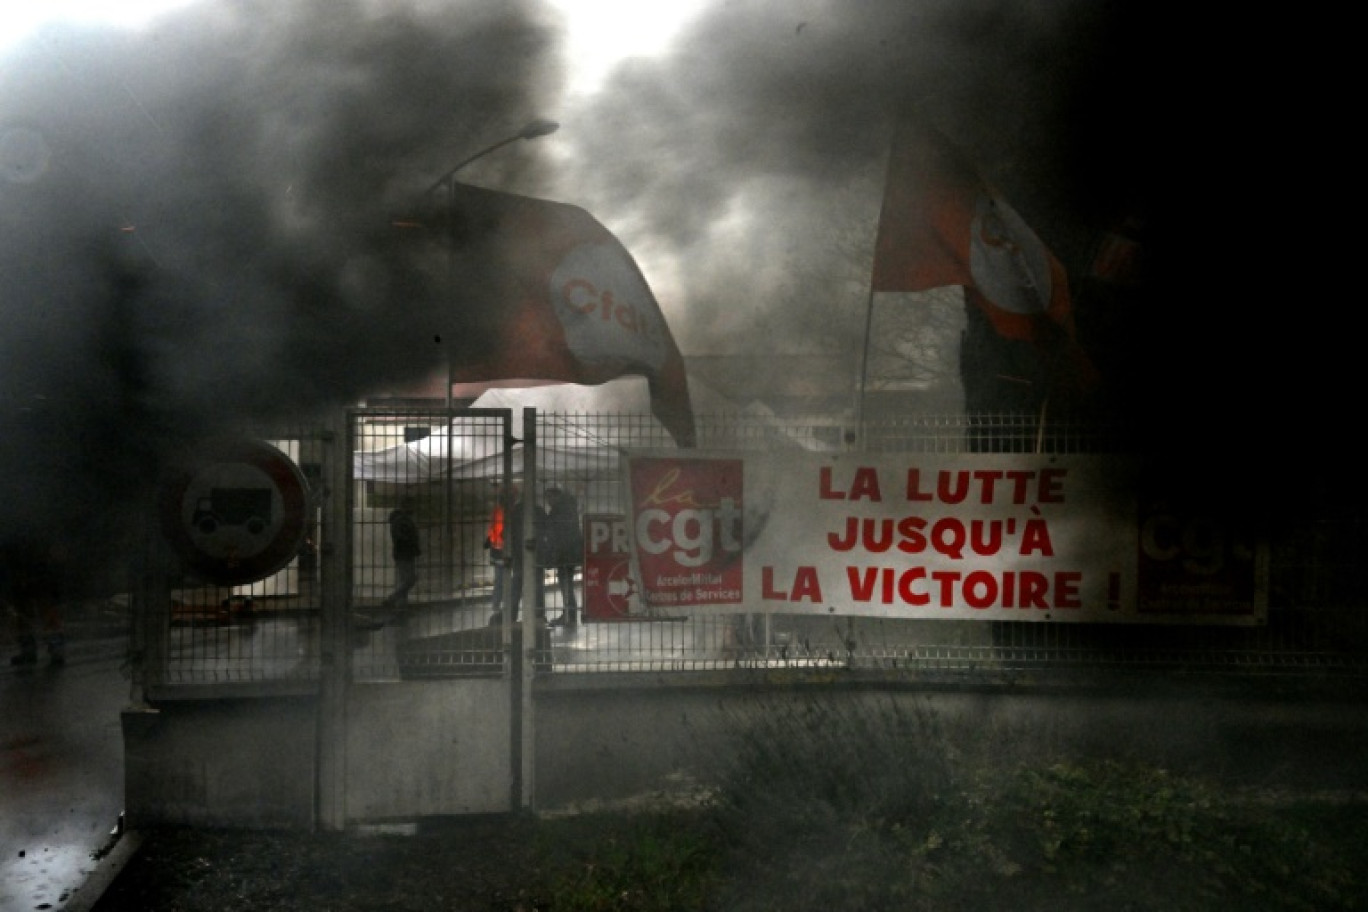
[131,490,169,702]
[518,407,538,811]
[316,409,352,830]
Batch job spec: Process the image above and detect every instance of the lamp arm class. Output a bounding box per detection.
[425,135,522,197]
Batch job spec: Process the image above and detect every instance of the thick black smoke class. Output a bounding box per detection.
[0,0,564,561]
[0,0,1338,577]
[562,1,1152,351]
[556,0,1336,499]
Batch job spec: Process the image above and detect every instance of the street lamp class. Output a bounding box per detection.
[425,119,559,608]
[425,118,560,199]
[428,118,560,409]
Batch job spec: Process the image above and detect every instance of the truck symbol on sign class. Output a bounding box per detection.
[192,487,272,536]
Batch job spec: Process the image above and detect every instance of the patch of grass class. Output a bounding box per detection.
[579,694,1368,912]
[980,760,1364,911]
[538,811,718,912]
[100,696,1368,911]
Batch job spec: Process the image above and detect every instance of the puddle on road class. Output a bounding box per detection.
[0,844,88,910]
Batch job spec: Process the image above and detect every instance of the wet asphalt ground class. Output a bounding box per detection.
[1,632,132,912]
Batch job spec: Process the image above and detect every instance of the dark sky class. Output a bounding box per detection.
[0,0,1330,548]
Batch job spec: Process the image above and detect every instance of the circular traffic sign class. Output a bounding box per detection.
[159,437,309,586]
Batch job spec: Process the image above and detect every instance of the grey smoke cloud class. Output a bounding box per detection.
[0,0,562,542]
[0,0,1321,555]
[552,0,1316,491]
[553,0,1156,356]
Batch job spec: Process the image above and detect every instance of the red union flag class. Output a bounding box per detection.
[1089,216,1146,288]
[442,182,695,447]
[871,122,1096,386]
[626,455,744,610]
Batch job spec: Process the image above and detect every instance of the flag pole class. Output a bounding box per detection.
[1035,394,1048,454]
[855,284,877,443]
[856,133,899,445]
[425,120,559,410]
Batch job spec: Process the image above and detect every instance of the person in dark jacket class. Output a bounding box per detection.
[543,486,584,627]
[3,534,67,666]
[507,486,546,620]
[382,499,421,610]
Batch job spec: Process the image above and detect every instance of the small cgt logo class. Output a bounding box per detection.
[551,242,667,370]
[628,457,745,608]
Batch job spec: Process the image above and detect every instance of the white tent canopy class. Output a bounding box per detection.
[468,375,742,438]
[451,442,618,482]
[354,434,615,485]
[353,374,831,484]
[352,430,501,484]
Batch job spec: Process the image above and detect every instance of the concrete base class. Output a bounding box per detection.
[345,679,513,820]
[122,699,317,830]
[121,673,1368,831]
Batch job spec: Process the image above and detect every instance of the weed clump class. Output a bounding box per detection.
[665,693,1367,912]
[103,694,1368,911]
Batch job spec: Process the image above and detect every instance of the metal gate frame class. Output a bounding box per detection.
[318,406,540,827]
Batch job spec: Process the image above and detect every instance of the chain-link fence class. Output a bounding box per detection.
[140,409,1368,692]
[525,412,1367,678]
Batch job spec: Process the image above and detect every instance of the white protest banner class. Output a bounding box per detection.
[622,450,1265,625]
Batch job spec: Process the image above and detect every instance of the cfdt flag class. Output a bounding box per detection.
[440,183,695,447]
[871,122,1096,387]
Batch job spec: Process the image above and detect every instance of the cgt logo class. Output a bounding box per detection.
[635,490,743,567]
[628,457,744,573]
[1139,512,1254,576]
[551,242,667,370]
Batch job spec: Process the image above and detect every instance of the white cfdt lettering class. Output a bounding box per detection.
[560,278,660,343]
[562,278,598,314]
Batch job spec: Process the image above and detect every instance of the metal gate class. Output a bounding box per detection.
[321,406,534,824]
[347,407,518,681]
[128,408,543,828]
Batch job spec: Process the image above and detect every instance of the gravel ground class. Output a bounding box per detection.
[87,796,1368,912]
[90,815,596,912]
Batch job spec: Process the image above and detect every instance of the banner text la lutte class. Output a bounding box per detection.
[761,465,1083,612]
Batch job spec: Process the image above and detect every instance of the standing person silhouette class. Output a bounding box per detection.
[3,534,66,667]
[544,486,584,627]
[484,481,511,618]
[381,498,420,613]
[507,484,546,621]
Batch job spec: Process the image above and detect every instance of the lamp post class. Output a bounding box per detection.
[428,118,559,409]
[426,117,560,201]
[427,119,558,609]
